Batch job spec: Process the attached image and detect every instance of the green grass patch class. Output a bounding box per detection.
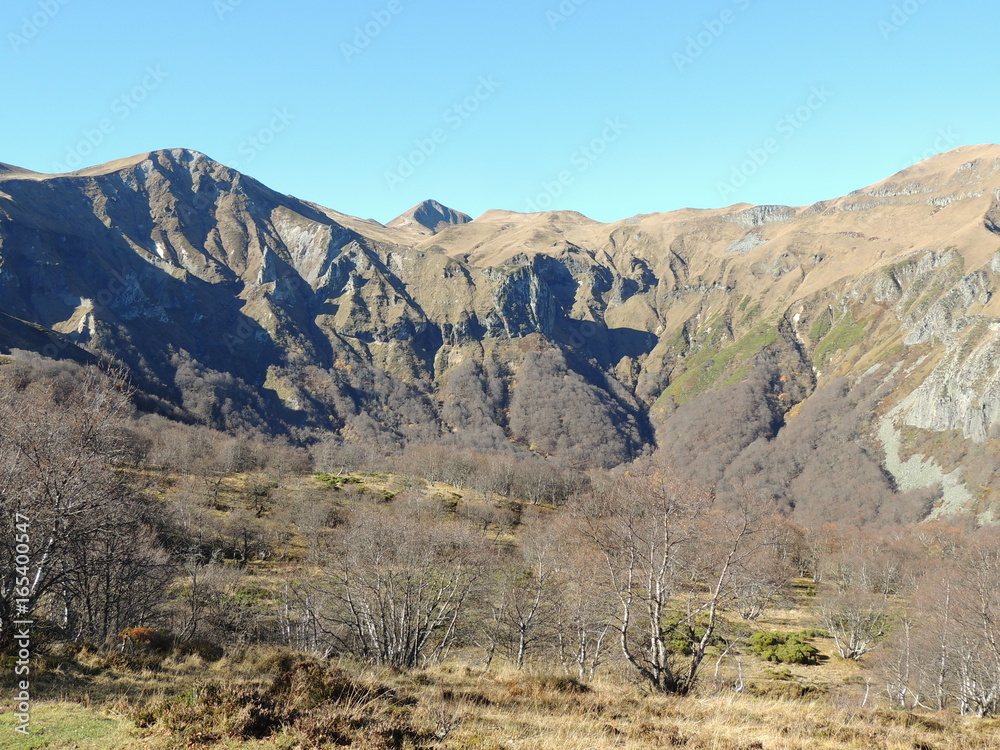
[813,318,867,369]
[314,473,363,490]
[900,251,966,316]
[740,302,763,326]
[0,702,130,749]
[658,324,779,406]
[808,315,832,342]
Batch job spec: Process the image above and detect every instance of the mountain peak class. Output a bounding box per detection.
[67,148,217,178]
[0,162,38,179]
[0,149,222,182]
[859,144,1000,198]
[387,199,472,234]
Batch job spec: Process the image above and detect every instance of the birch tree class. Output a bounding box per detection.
[311,501,489,668]
[0,365,166,648]
[575,473,771,695]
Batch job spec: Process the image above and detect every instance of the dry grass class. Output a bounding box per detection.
[7,468,997,747]
[11,563,992,749]
[388,665,998,750]
[327,661,998,750]
[7,648,1000,749]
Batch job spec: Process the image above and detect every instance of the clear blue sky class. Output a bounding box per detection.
[2,0,996,223]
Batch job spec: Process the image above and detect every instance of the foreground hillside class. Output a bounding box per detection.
[1,455,998,748]
[4,652,999,749]
[2,356,1000,747]
[3,147,1000,520]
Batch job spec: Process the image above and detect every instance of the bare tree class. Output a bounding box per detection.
[820,592,891,661]
[948,540,1000,716]
[815,525,915,661]
[876,531,1000,716]
[550,519,615,681]
[308,501,490,668]
[574,472,771,695]
[55,520,172,644]
[0,366,169,648]
[877,571,955,712]
[731,548,791,621]
[479,523,560,669]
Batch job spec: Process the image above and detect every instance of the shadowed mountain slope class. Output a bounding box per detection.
[3,146,1000,517]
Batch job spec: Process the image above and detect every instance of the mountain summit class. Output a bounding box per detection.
[387,199,472,234]
[3,145,1000,521]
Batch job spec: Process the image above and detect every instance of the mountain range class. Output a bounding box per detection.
[3,145,1000,521]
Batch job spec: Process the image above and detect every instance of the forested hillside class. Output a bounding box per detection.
[1,353,999,748]
[4,146,1000,747]
[4,146,1000,521]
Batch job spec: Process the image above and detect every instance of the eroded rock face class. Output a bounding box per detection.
[898,265,1000,443]
[726,205,796,230]
[903,329,1000,442]
[482,261,556,338]
[985,197,1000,235]
[4,145,1000,484]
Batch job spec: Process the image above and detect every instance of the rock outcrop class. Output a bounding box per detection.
[3,145,1000,505]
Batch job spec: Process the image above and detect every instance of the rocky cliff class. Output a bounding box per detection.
[3,145,1000,518]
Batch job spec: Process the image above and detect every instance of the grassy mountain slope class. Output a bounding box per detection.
[2,145,1000,513]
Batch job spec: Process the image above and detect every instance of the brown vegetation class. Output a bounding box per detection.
[3,355,1000,748]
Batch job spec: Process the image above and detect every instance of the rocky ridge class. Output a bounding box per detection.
[3,146,1000,516]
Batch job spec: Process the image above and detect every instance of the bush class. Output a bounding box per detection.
[747,680,822,700]
[118,627,173,653]
[662,611,727,656]
[124,658,428,746]
[748,631,822,665]
[174,638,224,662]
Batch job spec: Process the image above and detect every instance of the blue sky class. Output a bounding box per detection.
[2,0,996,223]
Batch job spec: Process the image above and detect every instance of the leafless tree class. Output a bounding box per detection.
[820,591,891,660]
[55,521,172,644]
[877,569,955,712]
[948,539,1000,716]
[574,472,772,695]
[479,523,560,669]
[815,525,917,662]
[730,549,791,621]
[307,501,490,668]
[550,519,615,681]
[874,530,1000,716]
[0,365,169,648]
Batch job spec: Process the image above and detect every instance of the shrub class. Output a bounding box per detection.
[174,638,224,661]
[662,611,727,656]
[748,631,821,665]
[124,658,428,746]
[118,627,173,653]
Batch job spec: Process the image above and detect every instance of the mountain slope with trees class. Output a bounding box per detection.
[2,145,1000,519]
